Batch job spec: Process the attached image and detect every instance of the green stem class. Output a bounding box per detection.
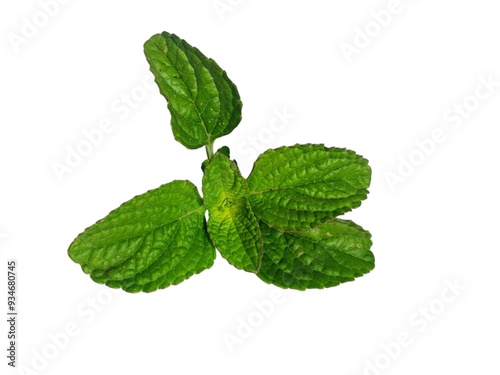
[205,139,214,159]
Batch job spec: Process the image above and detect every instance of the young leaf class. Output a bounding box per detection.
[247,144,371,230]
[68,181,215,293]
[144,32,242,150]
[257,219,374,290]
[203,153,263,272]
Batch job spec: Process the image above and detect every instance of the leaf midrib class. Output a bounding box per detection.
[84,205,206,246]
[152,36,212,144]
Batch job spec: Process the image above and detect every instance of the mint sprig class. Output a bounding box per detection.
[68,32,374,292]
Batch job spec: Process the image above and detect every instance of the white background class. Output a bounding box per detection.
[1,0,499,374]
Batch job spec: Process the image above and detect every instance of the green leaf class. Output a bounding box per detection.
[203,153,263,272]
[68,181,215,293]
[247,144,371,230]
[144,32,242,150]
[257,219,374,290]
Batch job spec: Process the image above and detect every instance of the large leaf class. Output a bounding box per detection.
[247,144,371,230]
[144,32,242,149]
[257,219,374,290]
[202,152,263,272]
[68,181,215,293]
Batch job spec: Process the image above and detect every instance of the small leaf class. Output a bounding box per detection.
[68,181,215,293]
[247,144,371,230]
[144,32,242,149]
[257,219,374,290]
[216,145,230,158]
[203,153,263,272]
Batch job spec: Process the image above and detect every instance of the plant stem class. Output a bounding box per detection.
[205,139,214,159]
